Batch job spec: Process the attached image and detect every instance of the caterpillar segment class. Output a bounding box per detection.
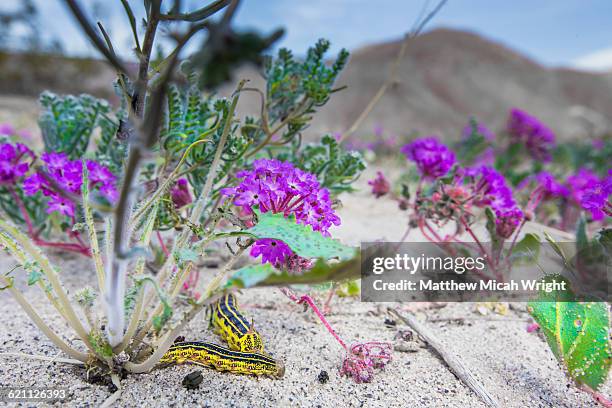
[210,292,264,352]
[160,341,284,378]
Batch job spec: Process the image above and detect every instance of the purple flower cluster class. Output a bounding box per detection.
[566,168,612,220]
[507,108,555,162]
[23,152,118,217]
[401,137,456,180]
[519,171,568,199]
[0,143,34,185]
[222,159,340,267]
[469,165,524,238]
[567,168,600,204]
[580,177,611,220]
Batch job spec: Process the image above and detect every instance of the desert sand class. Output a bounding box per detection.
[0,166,609,408]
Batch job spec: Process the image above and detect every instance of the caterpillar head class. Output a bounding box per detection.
[273,361,285,379]
[240,331,264,353]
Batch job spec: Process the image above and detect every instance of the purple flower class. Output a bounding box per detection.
[567,168,600,204]
[99,183,119,203]
[470,166,517,211]
[46,194,75,217]
[368,171,390,198]
[579,177,612,221]
[519,172,568,199]
[506,108,555,162]
[0,123,15,136]
[401,137,456,180]
[41,152,69,170]
[24,154,118,217]
[23,173,48,196]
[0,143,33,185]
[223,159,341,268]
[87,160,116,185]
[249,238,293,265]
[536,172,569,198]
[58,160,83,194]
[171,178,192,209]
[495,207,524,239]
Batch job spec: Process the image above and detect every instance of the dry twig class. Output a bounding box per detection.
[389,308,500,408]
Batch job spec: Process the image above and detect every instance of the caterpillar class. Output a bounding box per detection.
[160,341,284,378]
[210,292,264,353]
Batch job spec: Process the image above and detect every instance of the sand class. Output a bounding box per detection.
[0,163,609,407]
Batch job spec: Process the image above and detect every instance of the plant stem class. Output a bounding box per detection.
[0,220,97,355]
[0,276,88,362]
[82,165,106,294]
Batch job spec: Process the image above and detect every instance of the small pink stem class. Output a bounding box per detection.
[280,288,348,351]
[8,187,35,236]
[156,230,170,257]
[580,385,612,408]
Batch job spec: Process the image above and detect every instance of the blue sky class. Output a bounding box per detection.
[5,0,612,71]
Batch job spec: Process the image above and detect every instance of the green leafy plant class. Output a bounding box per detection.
[528,275,611,398]
[0,0,365,404]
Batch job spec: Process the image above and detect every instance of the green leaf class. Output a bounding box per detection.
[174,248,199,267]
[27,269,43,286]
[227,255,360,288]
[528,275,611,390]
[544,232,568,263]
[510,233,540,266]
[246,210,356,260]
[576,216,588,253]
[338,279,361,297]
[88,331,113,358]
[225,263,276,288]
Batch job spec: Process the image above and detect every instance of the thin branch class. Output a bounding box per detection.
[340,0,447,142]
[120,0,141,54]
[62,0,128,74]
[160,0,231,21]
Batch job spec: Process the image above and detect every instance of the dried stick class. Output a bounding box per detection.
[389,308,500,408]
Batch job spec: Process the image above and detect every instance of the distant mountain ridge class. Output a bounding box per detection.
[307,28,612,141]
[2,28,611,141]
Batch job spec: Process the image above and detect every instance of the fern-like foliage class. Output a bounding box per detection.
[38,92,107,158]
[161,85,250,194]
[265,39,348,132]
[284,135,366,194]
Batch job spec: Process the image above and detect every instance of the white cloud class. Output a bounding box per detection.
[572,47,612,71]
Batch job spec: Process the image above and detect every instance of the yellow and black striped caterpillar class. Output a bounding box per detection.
[160,341,284,378]
[210,292,264,353]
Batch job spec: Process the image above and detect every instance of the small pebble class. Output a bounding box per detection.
[317,370,329,384]
[182,370,204,390]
